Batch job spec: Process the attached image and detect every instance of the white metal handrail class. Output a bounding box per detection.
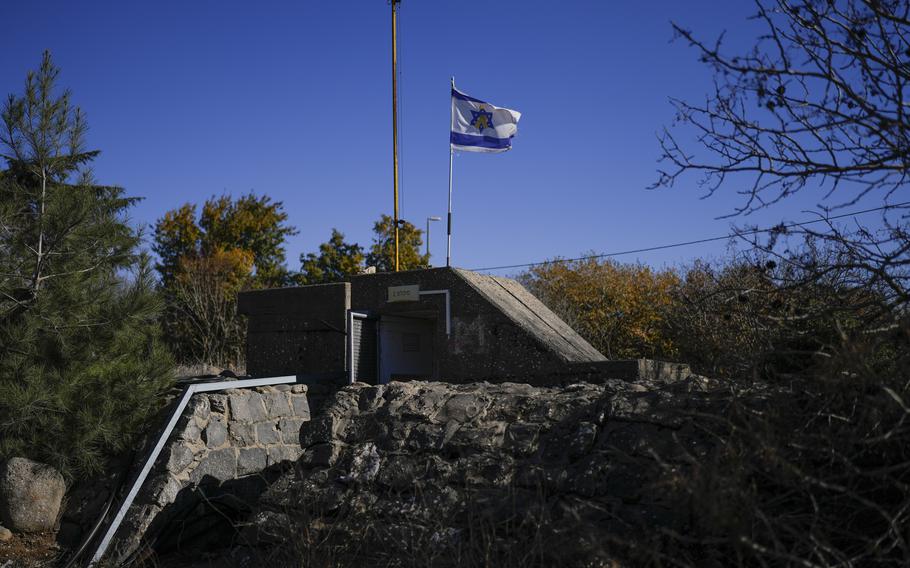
[89,375,297,565]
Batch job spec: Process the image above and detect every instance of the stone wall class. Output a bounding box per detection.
[184,376,721,566]
[107,383,311,562]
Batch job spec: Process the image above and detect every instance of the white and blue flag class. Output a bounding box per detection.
[450,87,521,153]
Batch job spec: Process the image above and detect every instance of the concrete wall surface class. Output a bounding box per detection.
[239,282,350,378]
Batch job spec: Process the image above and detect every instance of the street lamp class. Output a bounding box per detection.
[426,216,441,261]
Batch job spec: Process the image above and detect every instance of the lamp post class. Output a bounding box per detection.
[426,216,441,261]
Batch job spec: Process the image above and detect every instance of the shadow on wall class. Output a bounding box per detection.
[132,461,294,563]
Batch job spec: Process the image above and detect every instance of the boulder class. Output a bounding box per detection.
[0,457,66,533]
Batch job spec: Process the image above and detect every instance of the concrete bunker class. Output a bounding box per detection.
[238,267,611,386]
[86,269,693,565]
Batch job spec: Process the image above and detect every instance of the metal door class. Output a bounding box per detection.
[348,311,378,384]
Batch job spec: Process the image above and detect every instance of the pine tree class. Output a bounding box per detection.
[0,52,173,478]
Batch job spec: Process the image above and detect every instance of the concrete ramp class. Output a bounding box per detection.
[455,269,605,363]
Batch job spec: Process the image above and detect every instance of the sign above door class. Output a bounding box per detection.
[388,284,420,303]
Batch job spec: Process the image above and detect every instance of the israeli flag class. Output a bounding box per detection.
[450,87,521,153]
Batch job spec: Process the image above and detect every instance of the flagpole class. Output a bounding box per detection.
[391,0,401,271]
[446,76,455,267]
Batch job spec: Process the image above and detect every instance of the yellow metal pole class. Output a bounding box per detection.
[391,0,401,271]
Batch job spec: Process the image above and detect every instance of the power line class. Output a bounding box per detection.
[470,201,910,273]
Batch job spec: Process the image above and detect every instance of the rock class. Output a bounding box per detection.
[104,382,315,563]
[262,391,293,417]
[0,524,11,541]
[133,378,727,567]
[241,510,292,545]
[302,442,341,467]
[188,396,210,423]
[338,443,380,484]
[189,449,237,485]
[177,417,202,443]
[256,422,281,445]
[505,422,540,456]
[0,457,66,533]
[358,384,386,410]
[291,394,311,419]
[267,445,302,466]
[447,422,506,453]
[376,455,424,491]
[166,445,194,474]
[439,393,487,423]
[568,421,599,458]
[299,413,350,447]
[228,390,268,422]
[228,422,257,445]
[278,418,305,444]
[203,416,228,448]
[114,379,725,567]
[209,394,228,414]
[152,474,183,507]
[238,448,268,476]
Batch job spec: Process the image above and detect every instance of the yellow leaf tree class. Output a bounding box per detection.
[153,193,296,367]
[521,258,680,359]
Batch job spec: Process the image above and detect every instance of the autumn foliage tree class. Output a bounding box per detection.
[298,229,365,285]
[365,214,430,272]
[520,258,680,359]
[171,249,253,367]
[155,194,296,289]
[198,195,296,288]
[297,216,430,284]
[153,193,296,367]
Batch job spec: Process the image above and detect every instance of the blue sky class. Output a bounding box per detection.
[3,1,886,276]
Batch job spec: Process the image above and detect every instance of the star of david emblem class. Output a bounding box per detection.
[470,105,494,132]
